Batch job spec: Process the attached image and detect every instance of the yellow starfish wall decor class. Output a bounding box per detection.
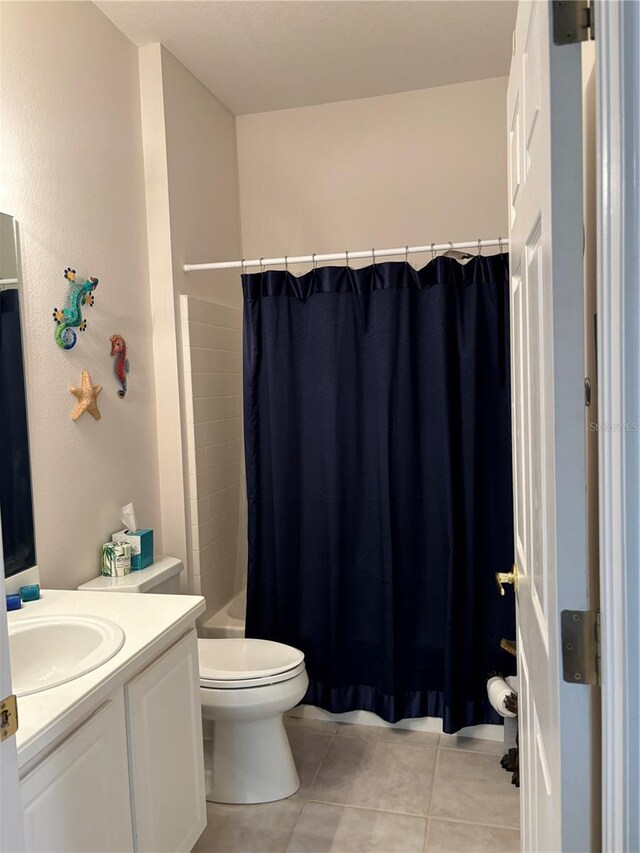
[70,369,102,421]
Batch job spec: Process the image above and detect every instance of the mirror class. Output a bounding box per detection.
[0,212,36,577]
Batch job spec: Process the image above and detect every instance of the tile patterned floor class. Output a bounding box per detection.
[193,717,520,853]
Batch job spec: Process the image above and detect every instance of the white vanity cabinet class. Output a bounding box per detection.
[19,628,206,853]
[126,629,206,853]
[21,692,134,853]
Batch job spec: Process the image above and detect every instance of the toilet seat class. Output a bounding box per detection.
[198,638,305,689]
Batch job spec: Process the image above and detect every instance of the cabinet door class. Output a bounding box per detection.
[21,692,133,853]
[126,629,206,853]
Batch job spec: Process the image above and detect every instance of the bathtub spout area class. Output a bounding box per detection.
[199,590,246,638]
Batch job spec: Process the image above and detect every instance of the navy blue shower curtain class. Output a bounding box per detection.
[0,289,35,577]
[242,255,515,733]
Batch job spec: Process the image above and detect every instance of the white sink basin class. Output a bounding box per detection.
[9,615,125,696]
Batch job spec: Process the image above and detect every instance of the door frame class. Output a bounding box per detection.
[0,544,24,851]
[596,2,640,851]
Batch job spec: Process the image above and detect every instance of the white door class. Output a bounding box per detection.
[507,3,596,851]
[0,546,24,852]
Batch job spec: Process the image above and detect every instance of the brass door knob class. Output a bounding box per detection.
[496,564,518,596]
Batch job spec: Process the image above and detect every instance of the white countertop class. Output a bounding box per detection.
[9,589,205,771]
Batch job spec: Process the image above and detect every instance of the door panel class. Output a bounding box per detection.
[523,1,541,166]
[0,549,24,852]
[508,2,594,850]
[510,98,522,226]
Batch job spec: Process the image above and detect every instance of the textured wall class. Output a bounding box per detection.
[138,45,244,591]
[180,296,243,620]
[161,48,243,310]
[237,77,509,265]
[0,2,161,588]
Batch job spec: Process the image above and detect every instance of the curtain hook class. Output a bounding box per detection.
[241,258,246,274]
[431,242,436,261]
[312,252,317,271]
[345,249,349,267]
[498,237,504,256]
[477,239,482,256]
[449,241,454,255]
[259,257,264,273]
[372,248,376,265]
[284,255,288,272]
[405,245,409,264]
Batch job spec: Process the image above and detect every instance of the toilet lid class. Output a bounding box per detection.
[198,638,305,687]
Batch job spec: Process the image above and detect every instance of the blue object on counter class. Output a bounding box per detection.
[20,584,40,602]
[6,594,21,611]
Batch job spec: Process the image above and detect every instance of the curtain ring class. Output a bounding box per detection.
[312,252,317,270]
[345,249,349,267]
[371,248,376,265]
[259,257,265,273]
[240,258,246,274]
[498,237,504,255]
[431,243,436,261]
[284,255,289,272]
[449,241,454,255]
[405,245,409,264]
[477,239,482,256]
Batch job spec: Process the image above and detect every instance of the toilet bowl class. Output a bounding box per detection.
[78,558,307,805]
[199,638,308,803]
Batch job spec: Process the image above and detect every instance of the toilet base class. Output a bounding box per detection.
[200,668,308,804]
[204,715,300,804]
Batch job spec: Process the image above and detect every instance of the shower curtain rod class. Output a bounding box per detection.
[182,238,509,272]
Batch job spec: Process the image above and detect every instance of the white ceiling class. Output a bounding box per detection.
[95,0,517,116]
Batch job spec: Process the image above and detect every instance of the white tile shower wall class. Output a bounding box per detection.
[180,295,243,619]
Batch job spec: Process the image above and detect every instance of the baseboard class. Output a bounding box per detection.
[288,704,504,742]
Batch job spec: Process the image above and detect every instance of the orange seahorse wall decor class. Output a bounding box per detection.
[110,334,129,398]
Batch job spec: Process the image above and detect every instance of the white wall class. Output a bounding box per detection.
[139,45,243,594]
[237,77,508,263]
[139,44,190,583]
[0,1,161,589]
[162,49,243,310]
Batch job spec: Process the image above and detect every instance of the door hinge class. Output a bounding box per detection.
[561,609,600,685]
[553,0,595,44]
[0,694,18,741]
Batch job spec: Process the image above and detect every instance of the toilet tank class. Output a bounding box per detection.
[77,556,183,595]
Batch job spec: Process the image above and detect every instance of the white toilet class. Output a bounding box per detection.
[79,557,308,804]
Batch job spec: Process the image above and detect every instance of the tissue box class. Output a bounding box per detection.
[112,528,154,571]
